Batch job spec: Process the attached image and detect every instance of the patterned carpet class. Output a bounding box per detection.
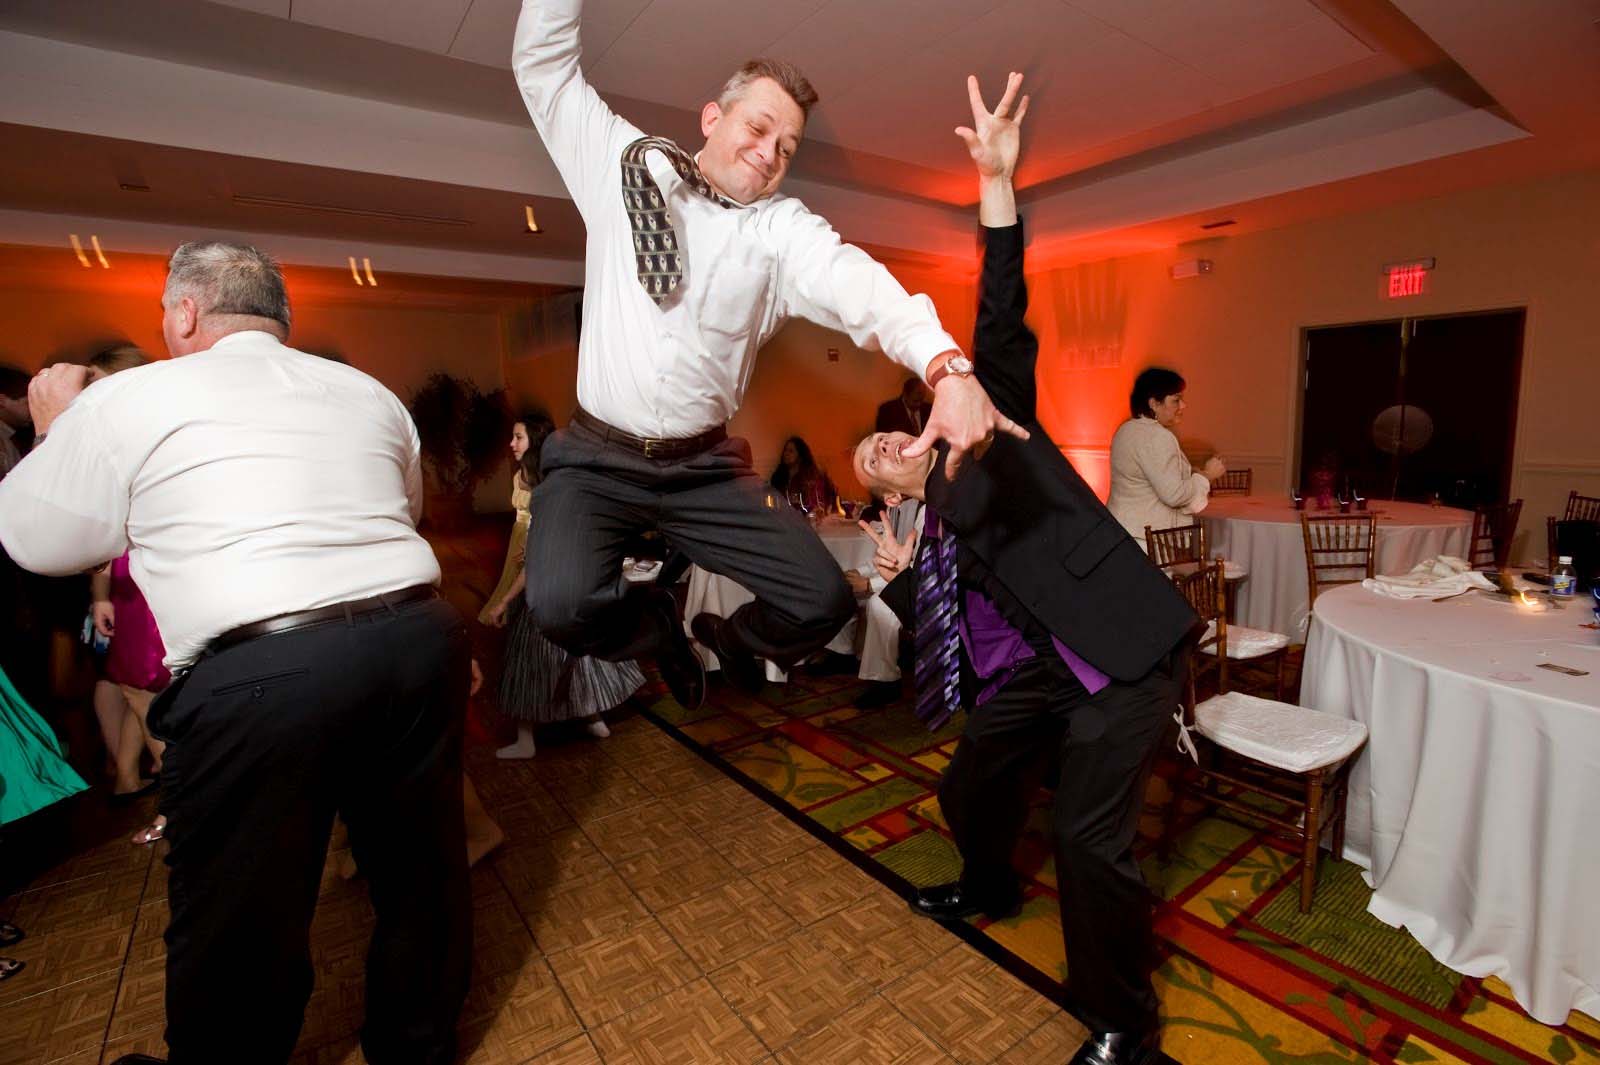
[642,666,1600,1065]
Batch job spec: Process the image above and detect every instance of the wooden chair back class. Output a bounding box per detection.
[1468,499,1522,571]
[1301,514,1377,604]
[1565,491,1600,523]
[1175,556,1228,697]
[1145,522,1208,572]
[1212,468,1252,495]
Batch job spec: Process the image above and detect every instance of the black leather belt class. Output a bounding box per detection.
[206,584,437,656]
[571,407,726,461]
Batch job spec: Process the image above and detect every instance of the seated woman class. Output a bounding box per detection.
[1107,367,1224,550]
[769,435,838,515]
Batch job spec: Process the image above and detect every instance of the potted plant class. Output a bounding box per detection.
[408,373,510,531]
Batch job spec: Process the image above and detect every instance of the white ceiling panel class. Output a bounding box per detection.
[449,0,652,69]
[203,0,292,15]
[762,0,1002,102]
[585,0,831,110]
[1067,0,1309,61]
[292,0,475,54]
[819,0,1197,172]
[1195,15,1372,98]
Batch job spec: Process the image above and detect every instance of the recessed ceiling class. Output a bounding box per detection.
[0,0,1594,279]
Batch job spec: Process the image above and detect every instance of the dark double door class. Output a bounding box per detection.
[1299,309,1523,506]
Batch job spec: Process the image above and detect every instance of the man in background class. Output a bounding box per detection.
[876,375,933,437]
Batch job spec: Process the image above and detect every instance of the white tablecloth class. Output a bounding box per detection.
[685,518,876,682]
[1201,497,1472,637]
[1301,582,1600,1024]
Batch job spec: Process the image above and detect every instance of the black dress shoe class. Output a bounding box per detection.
[646,593,705,712]
[910,881,1021,921]
[1066,1027,1162,1065]
[689,613,764,695]
[855,680,902,708]
[108,1055,167,1064]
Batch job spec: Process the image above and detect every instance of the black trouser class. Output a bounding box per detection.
[938,649,1186,1034]
[149,596,472,1065]
[526,421,855,668]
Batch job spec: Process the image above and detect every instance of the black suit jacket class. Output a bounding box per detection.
[875,397,925,437]
[884,221,1196,682]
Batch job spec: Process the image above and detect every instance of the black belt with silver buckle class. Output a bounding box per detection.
[570,407,725,461]
[205,584,437,656]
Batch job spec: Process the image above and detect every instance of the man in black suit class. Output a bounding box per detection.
[876,376,932,437]
[853,75,1196,1065]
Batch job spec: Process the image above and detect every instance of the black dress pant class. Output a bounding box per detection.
[149,596,472,1065]
[526,421,854,668]
[938,649,1187,1034]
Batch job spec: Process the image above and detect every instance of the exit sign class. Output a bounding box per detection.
[1384,257,1435,299]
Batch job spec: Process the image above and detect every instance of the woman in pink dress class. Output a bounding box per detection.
[97,551,170,845]
[82,344,169,844]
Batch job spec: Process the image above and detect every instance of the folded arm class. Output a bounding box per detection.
[1138,430,1211,513]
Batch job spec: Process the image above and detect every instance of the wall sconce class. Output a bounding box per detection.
[363,257,377,286]
[69,234,91,268]
[524,205,541,234]
[90,235,110,268]
[349,256,365,285]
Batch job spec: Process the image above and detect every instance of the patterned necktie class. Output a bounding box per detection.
[620,136,736,306]
[913,511,962,731]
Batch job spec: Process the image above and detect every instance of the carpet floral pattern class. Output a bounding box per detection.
[644,670,1600,1065]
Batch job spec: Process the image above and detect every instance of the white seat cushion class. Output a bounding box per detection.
[1194,692,1367,773]
[1197,620,1290,659]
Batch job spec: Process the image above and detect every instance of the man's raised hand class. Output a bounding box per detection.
[955,71,1028,181]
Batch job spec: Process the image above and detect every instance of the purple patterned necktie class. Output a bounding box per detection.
[620,136,735,306]
[913,510,962,730]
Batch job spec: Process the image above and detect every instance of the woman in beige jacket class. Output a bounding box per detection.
[1108,367,1224,550]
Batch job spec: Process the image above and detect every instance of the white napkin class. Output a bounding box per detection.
[1362,555,1494,599]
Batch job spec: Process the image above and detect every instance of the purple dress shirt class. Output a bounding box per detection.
[924,509,1111,706]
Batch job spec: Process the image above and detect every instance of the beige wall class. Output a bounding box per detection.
[1027,168,1600,563]
[0,288,503,399]
[0,279,510,511]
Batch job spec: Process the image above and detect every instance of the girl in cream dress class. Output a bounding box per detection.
[481,412,643,759]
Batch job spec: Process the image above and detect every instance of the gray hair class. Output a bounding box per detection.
[163,241,291,330]
[716,58,818,119]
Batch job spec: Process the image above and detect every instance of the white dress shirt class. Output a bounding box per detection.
[0,331,441,668]
[513,0,959,439]
[1106,416,1211,549]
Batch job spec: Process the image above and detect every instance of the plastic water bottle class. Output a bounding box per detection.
[1551,555,1577,599]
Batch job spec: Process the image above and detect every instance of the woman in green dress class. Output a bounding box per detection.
[1,662,88,981]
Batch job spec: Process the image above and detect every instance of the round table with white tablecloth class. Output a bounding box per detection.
[1200,496,1472,638]
[684,517,877,682]
[1300,581,1600,1024]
